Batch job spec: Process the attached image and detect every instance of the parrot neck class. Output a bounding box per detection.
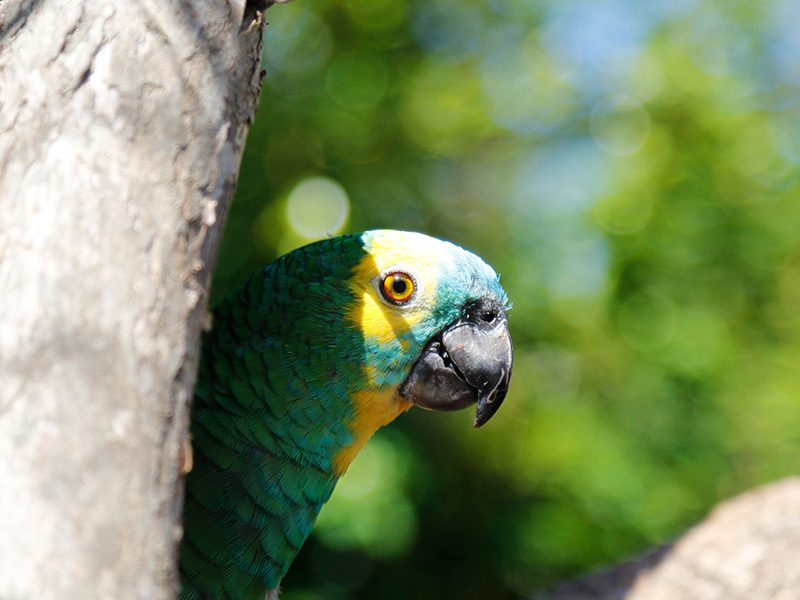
[332,387,412,474]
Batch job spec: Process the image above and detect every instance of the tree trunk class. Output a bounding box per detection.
[0,2,265,598]
[543,477,800,600]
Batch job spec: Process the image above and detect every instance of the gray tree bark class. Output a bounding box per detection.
[0,1,267,598]
[543,477,800,600]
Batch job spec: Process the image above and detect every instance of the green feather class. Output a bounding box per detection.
[180,235,366,599]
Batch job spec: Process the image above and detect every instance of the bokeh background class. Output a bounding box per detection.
[212,0,800,598]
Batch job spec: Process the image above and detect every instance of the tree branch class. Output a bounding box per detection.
[0,1,264,598]
[543,478,800,600]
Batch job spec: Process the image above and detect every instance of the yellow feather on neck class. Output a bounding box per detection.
[333,388,412,475]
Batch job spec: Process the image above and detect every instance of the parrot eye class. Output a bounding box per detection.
[380,271,416,305]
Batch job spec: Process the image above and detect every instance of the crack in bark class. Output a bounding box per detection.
[52,5,85,62]
[0,0,42,43]
[71,10,115,93]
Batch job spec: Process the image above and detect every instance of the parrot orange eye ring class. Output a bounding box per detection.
[380,271,416,305]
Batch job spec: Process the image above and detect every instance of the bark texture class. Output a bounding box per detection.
[543,477,800,600]
[0,1,265,598]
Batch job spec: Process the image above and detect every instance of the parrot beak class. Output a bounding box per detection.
[399,298,513,427]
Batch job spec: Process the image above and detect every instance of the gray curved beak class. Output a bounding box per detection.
[398,299,513,428]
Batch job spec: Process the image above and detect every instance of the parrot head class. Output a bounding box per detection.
[348,230,513,429]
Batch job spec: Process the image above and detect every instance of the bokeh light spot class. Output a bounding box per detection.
[285,176,350,239]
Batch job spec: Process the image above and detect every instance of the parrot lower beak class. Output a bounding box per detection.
[398,299,513,427]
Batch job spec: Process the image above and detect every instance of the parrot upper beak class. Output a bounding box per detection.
[399,298,513,427]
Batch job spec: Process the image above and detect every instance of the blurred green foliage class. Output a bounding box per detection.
[212,0,800,597]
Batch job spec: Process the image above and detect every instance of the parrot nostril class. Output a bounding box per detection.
[481,310,497,323]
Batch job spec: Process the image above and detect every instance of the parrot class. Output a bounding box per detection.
[179,229,513,600]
